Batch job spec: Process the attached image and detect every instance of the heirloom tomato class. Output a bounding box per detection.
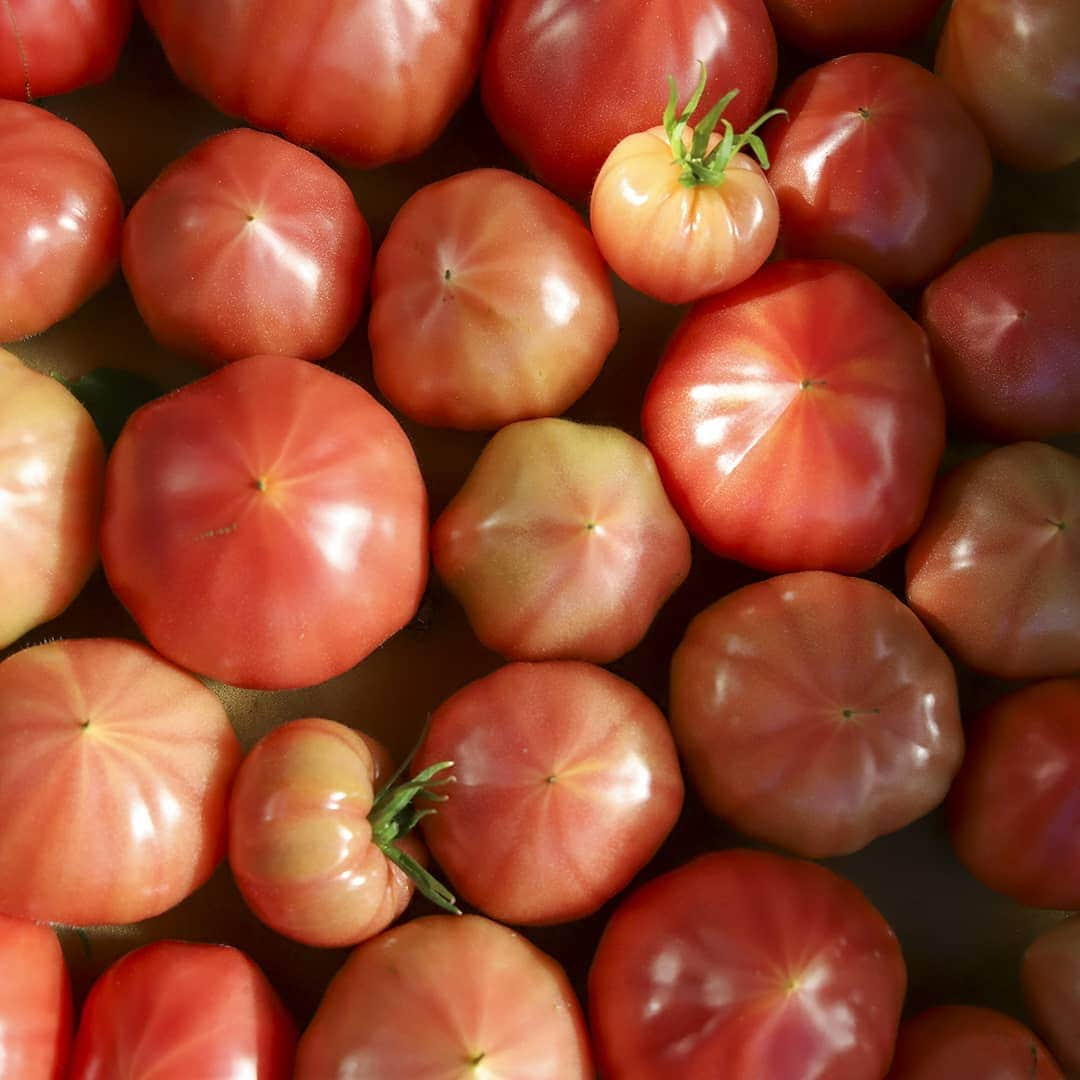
[763,0,944,55]
[1023,916,1080,1075]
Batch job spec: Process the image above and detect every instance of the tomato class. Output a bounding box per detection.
[0,350,104,649]
[905,442,1079,680]
[642,260,945,573]
[0,101,123,341]
[432,418,691,662]
[920,233,1080,440]
[1023,916,1080,1076]
[589,849,907,1079]
[482,0,777,201]
[936,0,1080,172]
[0,1,132,100]
[370,168,617,430]
[0,914,71,1080]
[764,53,992,290]
[0,638,241,925]
[885,1005,1064,1080]
[671,572,963,858]
[763,0,945,55]
[947,679,1080,910]
[296,915,593,1079]
[69,941,296,1080]
[139,0,490,167]
[101,354,428,690]
[413,661,684,924]
[122,128,371,368]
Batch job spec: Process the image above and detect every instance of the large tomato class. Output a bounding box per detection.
[0,638,241,926]
[138,0,490,167]
[764,53,992,290]
[413,661,684,924]
[482,0,777,201]
[589,849,907,1079]
[763,0,944,55]
[642,260,945,573]
[0,101,123,341]
[670,572,963,858]
[906,442,1079,680]
[0,350,104,649]
[370,168,617,430]
[69,941,296,1079]
[122,128,371,367]
[101,354,428,690]
[1023,917,1080,1076]
[296,915,593,1079]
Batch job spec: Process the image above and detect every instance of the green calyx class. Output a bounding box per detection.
[664,61,787,189]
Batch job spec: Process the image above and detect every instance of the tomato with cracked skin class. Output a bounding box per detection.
[1023,916,1080,1076]
[764,0,944,55]
[101,354,428,690]
[642,260,945,573]
[0,638,241,926]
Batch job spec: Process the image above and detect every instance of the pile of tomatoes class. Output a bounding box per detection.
[1,0,1078,1077]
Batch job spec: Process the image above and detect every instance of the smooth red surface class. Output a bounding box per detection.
[643,260,945,573]
[1023,916,1080,1076]
[296,915,593,1079]
[139,0,490,167]
[948,679,1080,910]
[670,572,963,858]
[69,941,296,1080]
[764,0,944,55]
[906,442,1079,680]
[920,232,1080,440]
[482,0,777,201]
[370,168,617,430]
[122,128,370,367]
[589,849,907,1080]
[764,53,992,290]
[101,354,428,690]
[413,661,684,924]
[0,101,122,341]
[0,638,241,926]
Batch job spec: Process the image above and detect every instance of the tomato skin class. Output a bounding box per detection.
[905,442,1079,680]
[432,418,691,663]
[413,661,683,925]
[101,354,428,690]
[1023,916,1080,1075]
[643,260,945,573]
[763,0,944,56]
[764,53,992,290]
[0,101,122,341]
[0,914,71,1080]
[370,168,617,430]
[296,915,593,1079]
[481,0,777,201]
[139,0,490,167]
[936,0,1080,172]
[69,941,296,1080]
[122,128,370,368]
[589,849,906,1080]
[0,638,241,926]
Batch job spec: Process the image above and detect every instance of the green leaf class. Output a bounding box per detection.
[58,369,162,450]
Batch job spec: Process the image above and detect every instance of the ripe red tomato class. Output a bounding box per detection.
[643,260,945,573]
[936,0,1080,172]
[0,638,241,926]
[947,678,1080,910]
[296,915,593,1078]
[370,168,617,430]
[589,849,907,1079]
[139,0,490,167]
[482,0,777,201]
[906,442,1079,680]
[1023,917,1080,1076]
[0,101,122,341]
[671,572,963,858]
[101,354,428,690]
[69,941,296,1080]
[432,418,691,662]
[764,53,992,290]
[413,661,684,924]
[122,128,371,368]
[885,1005,1064,1080]
[0,914,71,1080]
[0,1,132,100]
[763,0,944,55]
